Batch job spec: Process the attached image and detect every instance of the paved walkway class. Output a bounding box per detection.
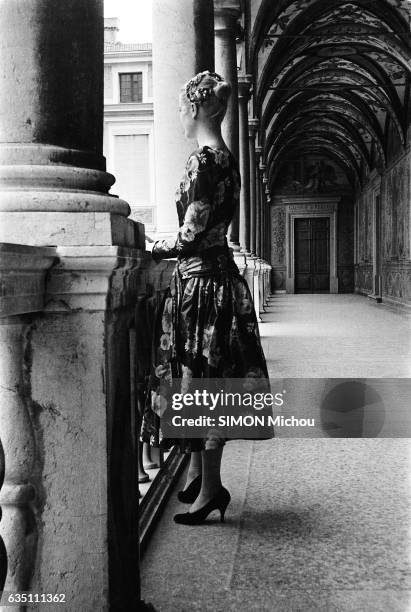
[260,294,411,378]
[140,294,411,612]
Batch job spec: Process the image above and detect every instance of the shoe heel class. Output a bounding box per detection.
[174,487,231,525]
[219,491,230,522]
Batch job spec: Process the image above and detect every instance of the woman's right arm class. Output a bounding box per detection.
[150,149,214,262]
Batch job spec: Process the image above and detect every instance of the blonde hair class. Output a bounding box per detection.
[181,70,231,122]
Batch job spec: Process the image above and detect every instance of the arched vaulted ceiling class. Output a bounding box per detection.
[248,0,411,192]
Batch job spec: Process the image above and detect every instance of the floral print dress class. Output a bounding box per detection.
[141,145,271,452]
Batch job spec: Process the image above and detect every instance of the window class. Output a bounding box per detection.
[119,72,143,103]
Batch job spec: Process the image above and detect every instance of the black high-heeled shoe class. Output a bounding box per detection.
[177,474,202,503]
[173,487,231,525]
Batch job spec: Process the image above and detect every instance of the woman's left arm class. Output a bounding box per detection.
[151,150,214,261]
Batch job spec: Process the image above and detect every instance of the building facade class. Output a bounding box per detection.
[103,19,155,231]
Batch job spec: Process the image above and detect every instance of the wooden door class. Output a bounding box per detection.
[294,217,330,293]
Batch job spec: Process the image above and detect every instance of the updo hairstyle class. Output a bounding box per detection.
[182,70,231,121]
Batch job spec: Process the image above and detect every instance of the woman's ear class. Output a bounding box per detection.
[190,102,198,119]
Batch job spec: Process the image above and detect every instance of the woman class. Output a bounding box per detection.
[143,70,272,525]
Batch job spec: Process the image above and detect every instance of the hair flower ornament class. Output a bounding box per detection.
[185,70,224,105]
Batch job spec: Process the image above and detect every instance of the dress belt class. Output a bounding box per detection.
[177,244,238,279]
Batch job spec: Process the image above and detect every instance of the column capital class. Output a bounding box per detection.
[248,118,259,137]
[255,145,263,155]
[214,0,241,15]
[238,74,252,99]
[214,0,242,28]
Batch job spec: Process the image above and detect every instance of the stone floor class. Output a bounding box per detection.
[140,294,411,612]
[260,294,411,378]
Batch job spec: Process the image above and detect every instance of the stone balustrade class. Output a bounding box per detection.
[0,239,174,611]
[0,244,56,608]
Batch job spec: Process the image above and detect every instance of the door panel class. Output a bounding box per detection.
[295,218,330,293]
[294,221,311,291]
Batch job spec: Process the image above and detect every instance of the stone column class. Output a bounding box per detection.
[255,149,263,258]
[257,170,268,313]
[0,0,141,247]
[265,193,272,303]
[214,0,241,249]
[152,0,215,237]
[260,169,268,259]
[248,120,259,257]
[265,187,271,262]
[262,193,267,303]
[238,76,252,254]
[251,147,261,319]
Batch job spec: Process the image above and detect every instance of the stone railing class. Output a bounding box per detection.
[0,244,57,606]
[0,237,178,611]
[0,237,269,610]
[233,252,272,321]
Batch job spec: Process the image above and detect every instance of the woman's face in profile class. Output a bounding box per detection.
[179,94,197,140]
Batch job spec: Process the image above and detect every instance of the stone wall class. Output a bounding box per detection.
[337,197,354,293]
[354,185,374,296]
[355,147,411,306]
[382,151,410,262]
[270,205,286,291]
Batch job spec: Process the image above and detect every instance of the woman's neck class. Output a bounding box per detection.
[195,123,226,150]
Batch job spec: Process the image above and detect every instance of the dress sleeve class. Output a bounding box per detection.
[151,149,214,261]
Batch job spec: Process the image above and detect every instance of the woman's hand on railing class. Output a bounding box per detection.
[145,234,155,253]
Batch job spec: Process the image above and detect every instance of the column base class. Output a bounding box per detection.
[330,276,339,294]
[234,252,247,275]
[372,274,382,299]
[367,293,382,303]
[243,255,256,298]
